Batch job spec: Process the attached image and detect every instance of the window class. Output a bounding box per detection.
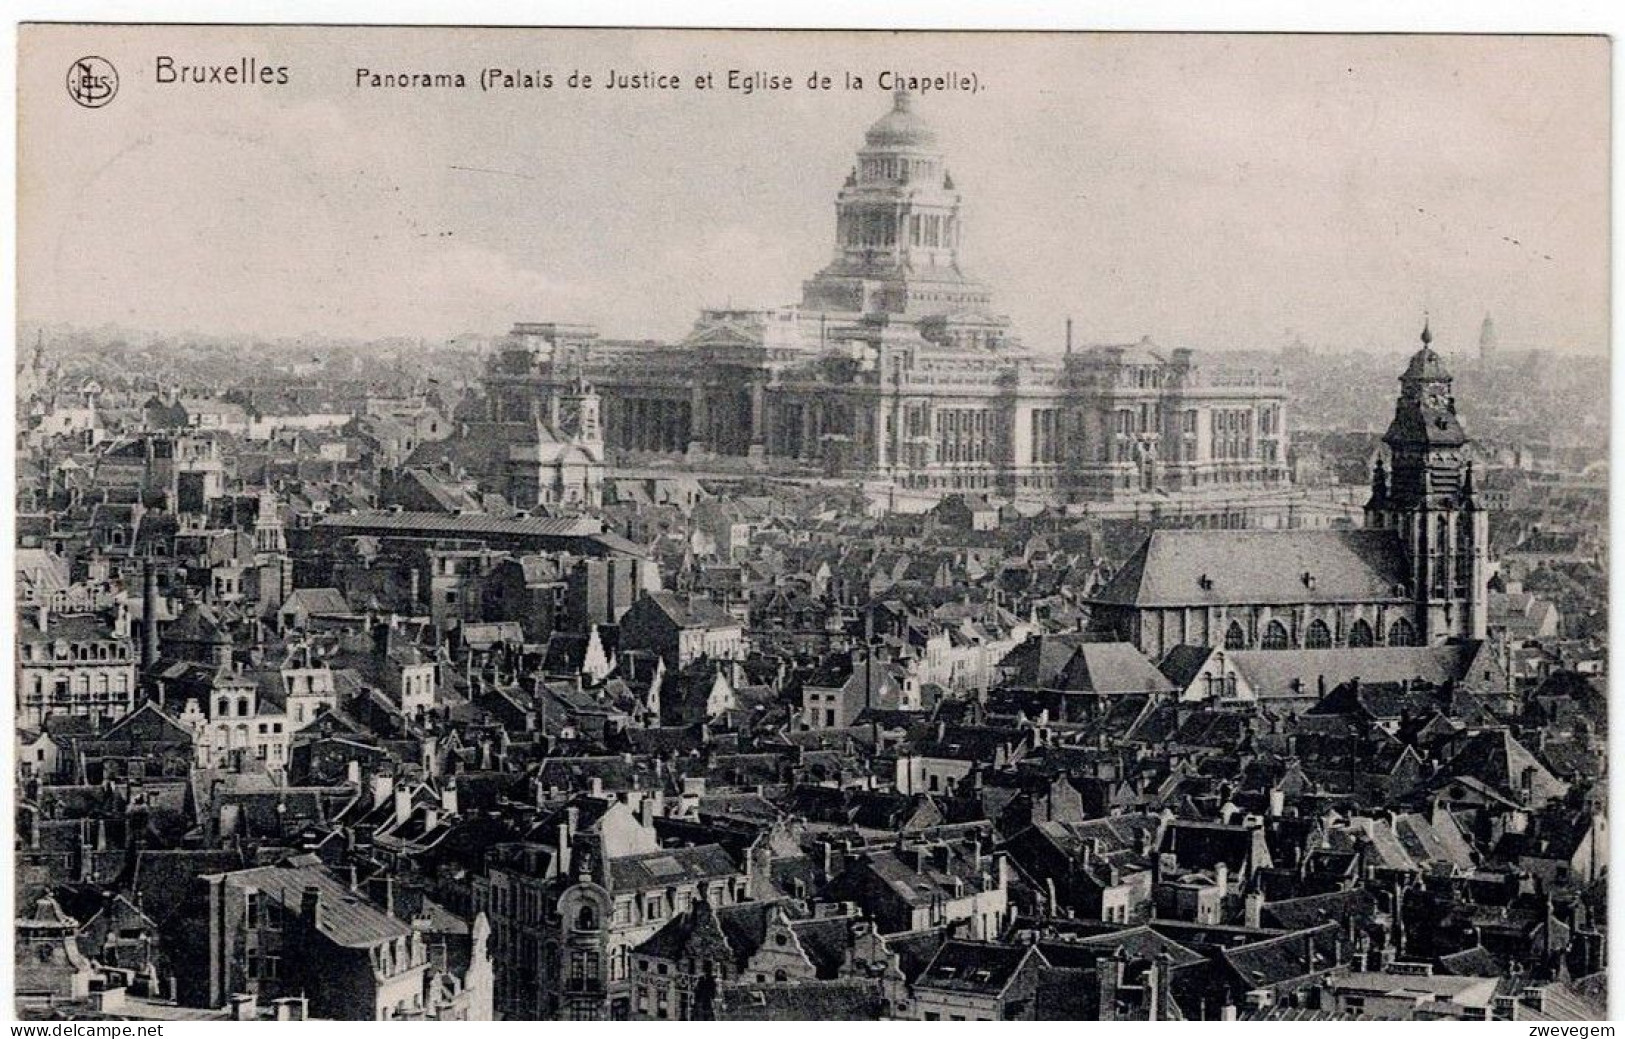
[1261,621,1290,650]
[1454,515,1475,596]
[575,905,598,931]
[1224,622,1246,649]
[1388,617,1416,647]
[1304,620,1332,649]
[1348,619,1375,647]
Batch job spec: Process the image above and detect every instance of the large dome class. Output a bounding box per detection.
[864,89,938,150]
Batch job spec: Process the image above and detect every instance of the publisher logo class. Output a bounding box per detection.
[67,56,118,108]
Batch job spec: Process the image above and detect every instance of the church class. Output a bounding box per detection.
[1088,323,1488,661]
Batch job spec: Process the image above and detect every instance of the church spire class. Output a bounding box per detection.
[1364,457,1389,515]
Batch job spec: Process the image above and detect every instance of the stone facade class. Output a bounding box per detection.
[482,90,1290,505]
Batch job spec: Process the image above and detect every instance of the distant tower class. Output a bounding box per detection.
[1478,313,1497,364]
[253,489,287,554]
[1364,320,1488,643]
[554,375,603,451]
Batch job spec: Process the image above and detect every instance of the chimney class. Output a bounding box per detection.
[556,822,573,876]
[394,785,412,827]
[1097,948,1127,1022]
[1268,787,1286,817]
[1214,860,1228,894]
[272,997,307,1022]
[1152,951,1173,1022]
[1244,891,1264,929]
[36,602,49,635]
[589,776,604,799]
[142,561,160,669]
[300,885,322,929]
[228,993,258,1021]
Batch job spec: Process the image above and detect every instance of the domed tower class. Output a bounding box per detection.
[1365,321,1487,642]
[554,374,603,454]
[800,89,1005,345]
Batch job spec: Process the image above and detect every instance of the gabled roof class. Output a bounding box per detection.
[915,940,1043,996]
[633,895,735,964]
[608,844,739,891]
[210,864,409,948]
[1090,530,1411,608]
[644,591,739,629]
[1054,642,1175,695]
[1439,729,1569,805]
[281,587,352,616]
[1227,643,1491,699]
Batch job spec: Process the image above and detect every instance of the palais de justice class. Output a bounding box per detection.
[481,89,1291,504]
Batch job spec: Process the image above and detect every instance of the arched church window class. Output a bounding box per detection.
[1304,620,1332,649]
[1432,516,1451,598]
[1348,619,1375,647]
[1388,617,1416,647]
[1261,621,1289,650]
[1224,622,1246,650]
[1454,516,1474,597]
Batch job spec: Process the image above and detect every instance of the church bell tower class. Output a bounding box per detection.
[1364,321,1487,642]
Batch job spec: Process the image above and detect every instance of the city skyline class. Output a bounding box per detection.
[20,28,1609,354]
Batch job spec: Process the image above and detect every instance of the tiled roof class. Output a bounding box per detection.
[213,864,409,948]
[1090,530,1410,607]
[1227,643,1489,698]
[1054,642,1174,695]
[317,510,604,538]
[719,979,885,1021]
[645,591,739,629]
[608,844,739,891]
[916,940,1040,995]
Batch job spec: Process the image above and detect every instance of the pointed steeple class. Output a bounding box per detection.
[1458,460,1482,511]
[1365,457,1389,513]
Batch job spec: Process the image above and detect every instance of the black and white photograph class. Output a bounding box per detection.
[11,24,1612,1023]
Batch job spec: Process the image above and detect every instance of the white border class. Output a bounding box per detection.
[3,1,1619,1028]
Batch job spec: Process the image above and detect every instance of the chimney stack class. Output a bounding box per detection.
[142,561,160,670]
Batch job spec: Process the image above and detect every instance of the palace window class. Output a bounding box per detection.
[1304,620,1332,649]
[1348,619,1375,647]
[1261,621,1290,650]
[1224,622,1246,650]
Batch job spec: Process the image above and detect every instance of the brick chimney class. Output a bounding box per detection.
[300,885,322,930]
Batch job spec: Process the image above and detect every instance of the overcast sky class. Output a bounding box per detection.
[20,27,1610,354]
